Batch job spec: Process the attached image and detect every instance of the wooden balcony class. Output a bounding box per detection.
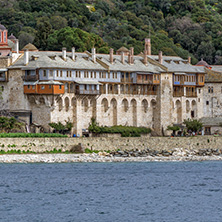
[173,87,184,97]
[121,78,133,83]
[173,91,184,97]
[137,79,153,84]
[186,92,197,97]
[76,89,100,95]
[23,75,38,81]
[173,81,184,86]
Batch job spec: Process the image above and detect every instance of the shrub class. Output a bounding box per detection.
[88,119,151,137]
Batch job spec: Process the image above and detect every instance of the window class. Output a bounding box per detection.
[43,70,47,77]
[41,86,45,90]
[49,85,52,89]
[206,101,209,105]
[28,85,30,89]
[3,32,6,42]
[59,85,62,90]
[201,76,204,82]
[102,72,106,78]
[208,87,211,93]
[76,71,81,78]
[84,85,87,90]
[94,71,97,78]
[84,71,89,78]
[211,87,213,93]
[1,86,4,91]
[57,70,59,77]
[66,71,68,77]
[49,70,53,77]
[154,75,156,80]
[199,89,201,93]
[60,71,63,77]
[32,85,35,89]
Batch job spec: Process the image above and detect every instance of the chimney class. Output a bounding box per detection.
[62,47,66,60]
[121,51,124,64]
[158,51,163,64]
[144,50,148,65]
[72,47,75,61]
[92,48,96,63]
[128,47,134,65]
[188,56,191,64]
[15,39,19,54]
[110,48,113,64]
[24,49,29,65]
[145,38,151,56]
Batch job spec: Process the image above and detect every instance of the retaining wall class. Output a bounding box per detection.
[0,136,221,152]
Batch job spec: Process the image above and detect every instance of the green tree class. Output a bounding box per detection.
[183,119,203,133]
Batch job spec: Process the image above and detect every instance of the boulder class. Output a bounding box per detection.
[70,143,85,153]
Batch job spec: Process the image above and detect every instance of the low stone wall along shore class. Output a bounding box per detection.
[0,136,222,163]
[0,136,221,153]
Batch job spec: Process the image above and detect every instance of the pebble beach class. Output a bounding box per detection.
[1,148,222,163]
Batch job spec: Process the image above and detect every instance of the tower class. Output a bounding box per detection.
[0,23,11,56]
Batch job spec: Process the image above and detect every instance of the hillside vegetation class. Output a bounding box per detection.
[1,0,222,64]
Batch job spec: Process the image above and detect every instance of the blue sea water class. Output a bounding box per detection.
[0,162,222,222]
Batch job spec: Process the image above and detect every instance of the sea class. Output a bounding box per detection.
[0,161,222,222]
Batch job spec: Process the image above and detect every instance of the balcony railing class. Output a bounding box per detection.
[121,78,133,83]
[23,75,38,81]
[76,89,100,95]
[173,91,184,97]
[137,80,153,84]
[186,92,197,97]
[173,81,184,85]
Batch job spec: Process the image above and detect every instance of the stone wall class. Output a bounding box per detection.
[204,83,222,117]
[0,136,221,153]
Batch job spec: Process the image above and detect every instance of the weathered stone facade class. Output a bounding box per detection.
[0,24,211,136]
[0,136,221,152]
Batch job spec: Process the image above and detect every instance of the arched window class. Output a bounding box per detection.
[65,97,69,112]
[3,31,6,42]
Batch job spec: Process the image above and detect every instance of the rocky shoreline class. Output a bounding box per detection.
[1,148,222,163]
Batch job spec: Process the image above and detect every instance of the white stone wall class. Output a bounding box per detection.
[203,83,222,117]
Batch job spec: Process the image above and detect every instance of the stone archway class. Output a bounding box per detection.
[141,99,148,113]
[151,99,157,129]
[90,98,97,119]
[122,98,129,112]
[175,100,182,123]
[82,98,88,112]
[111,98,117,125]
[65,97,70,112]
[191,100,197,118]
[186,100,190,113]
[71,97,77,134]
[131,99,137,126]
[101,98,109,112]
[58,98,63,111]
